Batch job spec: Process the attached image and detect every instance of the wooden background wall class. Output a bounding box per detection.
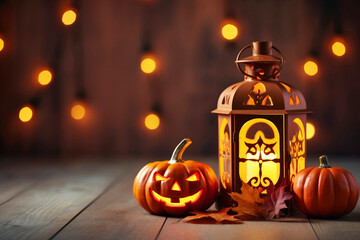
[0,0,359,158]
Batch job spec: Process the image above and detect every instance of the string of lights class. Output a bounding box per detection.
[2,0,350,142]
[140,0,161,131]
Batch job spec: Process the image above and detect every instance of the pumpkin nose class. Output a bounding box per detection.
[171,181,181,191]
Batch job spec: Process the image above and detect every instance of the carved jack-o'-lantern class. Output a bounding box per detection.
[133,138,218,216]
[212,41,308,205]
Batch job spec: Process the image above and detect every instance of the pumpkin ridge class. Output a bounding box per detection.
[318,168,334,217]
[134,162,159,213]
[305,168,321,216]
[298,167,313,215]
[342,169,358,215]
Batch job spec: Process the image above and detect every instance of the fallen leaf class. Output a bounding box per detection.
[230,182,268,220]
[263,181,293,220]
[181,208,243,224]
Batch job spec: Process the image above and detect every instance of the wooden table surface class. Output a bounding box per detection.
[0,156,359,240]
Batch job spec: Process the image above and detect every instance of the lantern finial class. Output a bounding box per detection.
[235,41,284,81]
[252,41,272,56]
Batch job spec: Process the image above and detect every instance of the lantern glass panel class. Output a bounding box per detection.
[219,116,232,191]
[235,115,284,194]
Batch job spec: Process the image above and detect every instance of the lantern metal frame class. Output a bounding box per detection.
[213,41,309,205]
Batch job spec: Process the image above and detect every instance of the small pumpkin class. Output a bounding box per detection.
[292,155,359,217]
[133,138,218,216]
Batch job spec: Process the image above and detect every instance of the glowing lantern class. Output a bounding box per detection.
[19,106,33,122]
[213,42,308,205]
[62,10,77,26]
[133,138,218,216]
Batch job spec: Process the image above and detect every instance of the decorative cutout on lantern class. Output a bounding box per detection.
[244,82,273,106]
[289,118,306,181]
[280,83,301,105]
[219,118,231,190]
[239,118,280,194]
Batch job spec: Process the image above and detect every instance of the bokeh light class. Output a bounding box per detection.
[221,23,238,40]
[304,60,318,76]
[332,41,346,57]
[306,122,315,140]
[144,113,160,130]
[62,10,77,26]
[38,69,53,86]
[19,106,33,122]
[140,57,156,74]
[71,103,86,120]
[0,37,4,52]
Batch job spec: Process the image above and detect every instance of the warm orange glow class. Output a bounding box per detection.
[144,113,160,130]
[38,69,52,86]
[140,57,156,74]
[0,38,4,52]
[221,23,238,40]
[154,172,168,181]
[19,106,33,122]
[239,119,281,193]
[62,10,77,26]
[171,181,181,191]
[186,172,200,182]
[304,60,318,76]
[151,189,203,207]
[332,41,346,57]
[71,103,86,120]
[306,122,315,140]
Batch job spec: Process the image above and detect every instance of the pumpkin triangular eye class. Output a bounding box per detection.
[154,172,169,181]
[185,172,200,181]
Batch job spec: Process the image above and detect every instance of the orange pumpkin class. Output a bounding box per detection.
[292,155,359,217]
[133,138,218,216]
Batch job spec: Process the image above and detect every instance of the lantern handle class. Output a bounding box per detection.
[235,44,284,80]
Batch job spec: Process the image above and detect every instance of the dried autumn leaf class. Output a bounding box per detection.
[230,182,268,220]
[181,208,243,224]
[263,181,293,220]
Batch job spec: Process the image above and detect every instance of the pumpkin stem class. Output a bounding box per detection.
[319,155,331,168]
[169,138,192,164]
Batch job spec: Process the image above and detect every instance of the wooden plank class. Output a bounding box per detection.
[0,162,122,240]
[52,160,167,240]
[0,162,63,205]
[158,212,317,240]
[307,158,360,240]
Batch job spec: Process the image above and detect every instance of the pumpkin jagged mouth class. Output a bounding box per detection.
[150,189,203,207]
